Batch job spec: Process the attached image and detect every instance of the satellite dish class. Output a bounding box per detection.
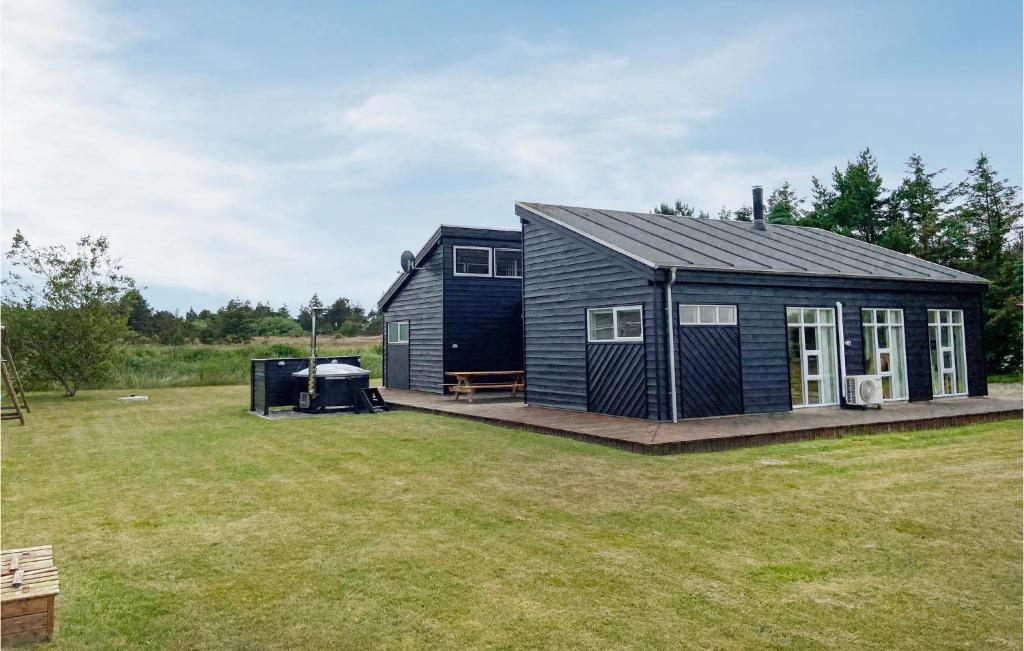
[400,250,415,273]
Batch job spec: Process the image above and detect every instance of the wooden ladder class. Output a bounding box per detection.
[1,328,29,425]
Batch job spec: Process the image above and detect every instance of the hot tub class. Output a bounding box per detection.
[291,363,370,412]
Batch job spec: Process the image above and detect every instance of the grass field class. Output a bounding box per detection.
[81,338,382,391]
[2,386,1021,649]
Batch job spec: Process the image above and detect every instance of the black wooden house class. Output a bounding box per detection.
[515,196,989,422]
[378,226,523,393]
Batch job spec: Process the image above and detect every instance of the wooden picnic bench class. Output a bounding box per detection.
[444,371,525,402]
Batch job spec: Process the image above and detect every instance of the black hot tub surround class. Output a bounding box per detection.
[292,363,371,412]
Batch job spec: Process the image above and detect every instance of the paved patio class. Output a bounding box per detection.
[380,388,1022,454]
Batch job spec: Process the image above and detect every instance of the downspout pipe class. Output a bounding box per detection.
[836,301,847,404]
[666,267,679,423]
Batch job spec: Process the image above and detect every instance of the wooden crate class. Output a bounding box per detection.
[1,546,58,646]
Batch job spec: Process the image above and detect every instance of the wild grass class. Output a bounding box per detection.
[989,372,1023,384]
[2,386,1021,649]
[80,340,382,391]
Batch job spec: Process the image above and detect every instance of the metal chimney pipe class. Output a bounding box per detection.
[752,186,766,230]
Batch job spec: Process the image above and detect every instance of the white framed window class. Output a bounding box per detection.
[928,309,968,397]
[494,248,523,278]
[862,308,908,401]
[453,246,492,277]
[587,306,644,342]
[680,304,737,325]
[387,321,409,344]
[786,307,839,407]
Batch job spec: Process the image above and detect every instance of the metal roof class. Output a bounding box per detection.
[516,202,987,284]
[377,225,522,310]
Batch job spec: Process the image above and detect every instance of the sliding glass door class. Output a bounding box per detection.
[928,309,968,397]
[787,307,839,407]
[862,308,908,400]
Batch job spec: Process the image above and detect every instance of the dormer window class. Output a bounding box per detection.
[452,246,522,278]
[494,249,522,278]
[453,246,492,276]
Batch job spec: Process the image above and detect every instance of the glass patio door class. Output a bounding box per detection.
[787,307,839,407]
[862,308,908,400]
[928,309,968,396]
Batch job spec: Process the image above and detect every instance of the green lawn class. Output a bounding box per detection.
[3,386,1021,649]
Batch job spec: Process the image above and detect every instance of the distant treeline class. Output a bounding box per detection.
[656,150,1023,374]
[122,292,383,345]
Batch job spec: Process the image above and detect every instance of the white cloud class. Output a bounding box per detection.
[1,0,827,310]
[1,0,308,306]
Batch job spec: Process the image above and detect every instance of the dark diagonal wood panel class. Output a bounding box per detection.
[587,344,647,419]
[680,326,743,418]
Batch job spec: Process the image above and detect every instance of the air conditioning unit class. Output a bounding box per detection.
[845,375,883,407]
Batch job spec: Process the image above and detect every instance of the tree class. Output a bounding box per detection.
[297,293,323,332]
[254,315,304,337]
[654,201,696,217]
[887,154,951,261]
[955,153,1023,372]
[957,153,1023,279]
[363,310,384,336]
[210,299,257,343]
[829,148,887,242]
[120,288,154,335]
[151,310,195,345]
[2,232,134,396]
[732,205,753,222]
[802,176,838,230]
[715,206,732,221]
[766,182,805,225]
[983,233,1023,372]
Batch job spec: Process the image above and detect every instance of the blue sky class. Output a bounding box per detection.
[2,0,1021,313]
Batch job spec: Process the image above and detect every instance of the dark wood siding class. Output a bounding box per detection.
[586,343,648,418]
[679,326,743,417]
[441,233,523,375]
[671,272,988,416]
[521,215,660,415]
[382,246,444,393]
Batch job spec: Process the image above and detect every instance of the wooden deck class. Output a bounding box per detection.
[380,389,1022,454]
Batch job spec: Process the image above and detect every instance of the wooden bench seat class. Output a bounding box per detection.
[442,382,523,402]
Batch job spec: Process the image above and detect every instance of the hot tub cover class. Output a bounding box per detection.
[291,363,369,378]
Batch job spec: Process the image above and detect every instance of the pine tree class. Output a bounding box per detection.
[887,154,951,261]
[802,176,837,229]
[765,182,805,225]
[830,148,887,243]
[957,153,1023,278]
[954,153,1023,373]
[733,205,753,222]
[654,201,696,217]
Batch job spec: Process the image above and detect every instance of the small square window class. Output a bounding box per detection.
[699,305,716,324]
[588,306,643,342]
[617,309,642,338]
[717,305,737,324]
[680,305,698,324]
[453,246,492,276]
[494,249,522,278]
[387,321,409,344]
[588,309,615,342]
